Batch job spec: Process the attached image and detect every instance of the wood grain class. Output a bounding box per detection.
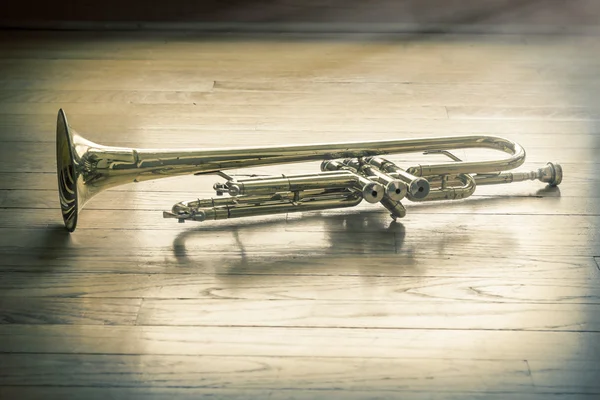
[0,64,549,87]
[0,298,141,325]
[0,84,598,107]
[6,103,594,122]
[448,106,600,121]
[0,387,598,400]
[134,299,600,331]
[1,252,597,280]
[1,325,598,360]
[2,117,599,143]
[1,273,598,303]
[0,353,539,390]
[0,102,449,120]
[0,256,600,282]
[0,388,595,400]
[0,352,598,394]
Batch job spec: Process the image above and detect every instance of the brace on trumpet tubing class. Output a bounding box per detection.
[56,109,562,231]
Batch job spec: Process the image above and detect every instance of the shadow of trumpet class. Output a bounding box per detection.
[170,199,519,280]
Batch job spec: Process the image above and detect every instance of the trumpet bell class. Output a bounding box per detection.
[56,108,82,232]
[56,109,138,231]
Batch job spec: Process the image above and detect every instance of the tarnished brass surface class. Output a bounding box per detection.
[56,108,562,232]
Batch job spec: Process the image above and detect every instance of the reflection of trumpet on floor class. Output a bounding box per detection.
[56,108,562,232]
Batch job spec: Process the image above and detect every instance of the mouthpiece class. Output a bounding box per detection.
[539,162,563,186]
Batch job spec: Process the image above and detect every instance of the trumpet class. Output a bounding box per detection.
[56,109,562,232]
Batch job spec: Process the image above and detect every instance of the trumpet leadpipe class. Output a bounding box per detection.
[474,162,562,187]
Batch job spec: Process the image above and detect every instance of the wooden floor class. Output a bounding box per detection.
[0,29,599,399]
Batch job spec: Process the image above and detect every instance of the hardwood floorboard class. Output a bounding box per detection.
[4,103,593,123]
[447,106,600,121]
[0,387,597,400]
[0,55,575,78]
[1,326,598,360]
[0,353,564,390]
[1,241,597,278]
[1,273,598,303]
[2,124,599,148]
[0,102,449,119]
[134,299,600,331]
[0,324,600,361]
[2,288,599,331]
[0,297,600,332]
[0,297,141,325]
[1,254,597,280]
[213,80,600,98]
[0,79,215,92]
[0,67,554,87]
[2,118,599,143]
[0,85,598,107]
[1,353,599,394]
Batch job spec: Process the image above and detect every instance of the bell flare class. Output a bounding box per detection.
[56,109,81,232]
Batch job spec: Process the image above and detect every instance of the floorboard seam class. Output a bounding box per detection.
[0,351,575,361]
[133,298,144,326]
[3,324,600,333]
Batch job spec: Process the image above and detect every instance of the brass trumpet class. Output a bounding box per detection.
[56,109,562,232]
